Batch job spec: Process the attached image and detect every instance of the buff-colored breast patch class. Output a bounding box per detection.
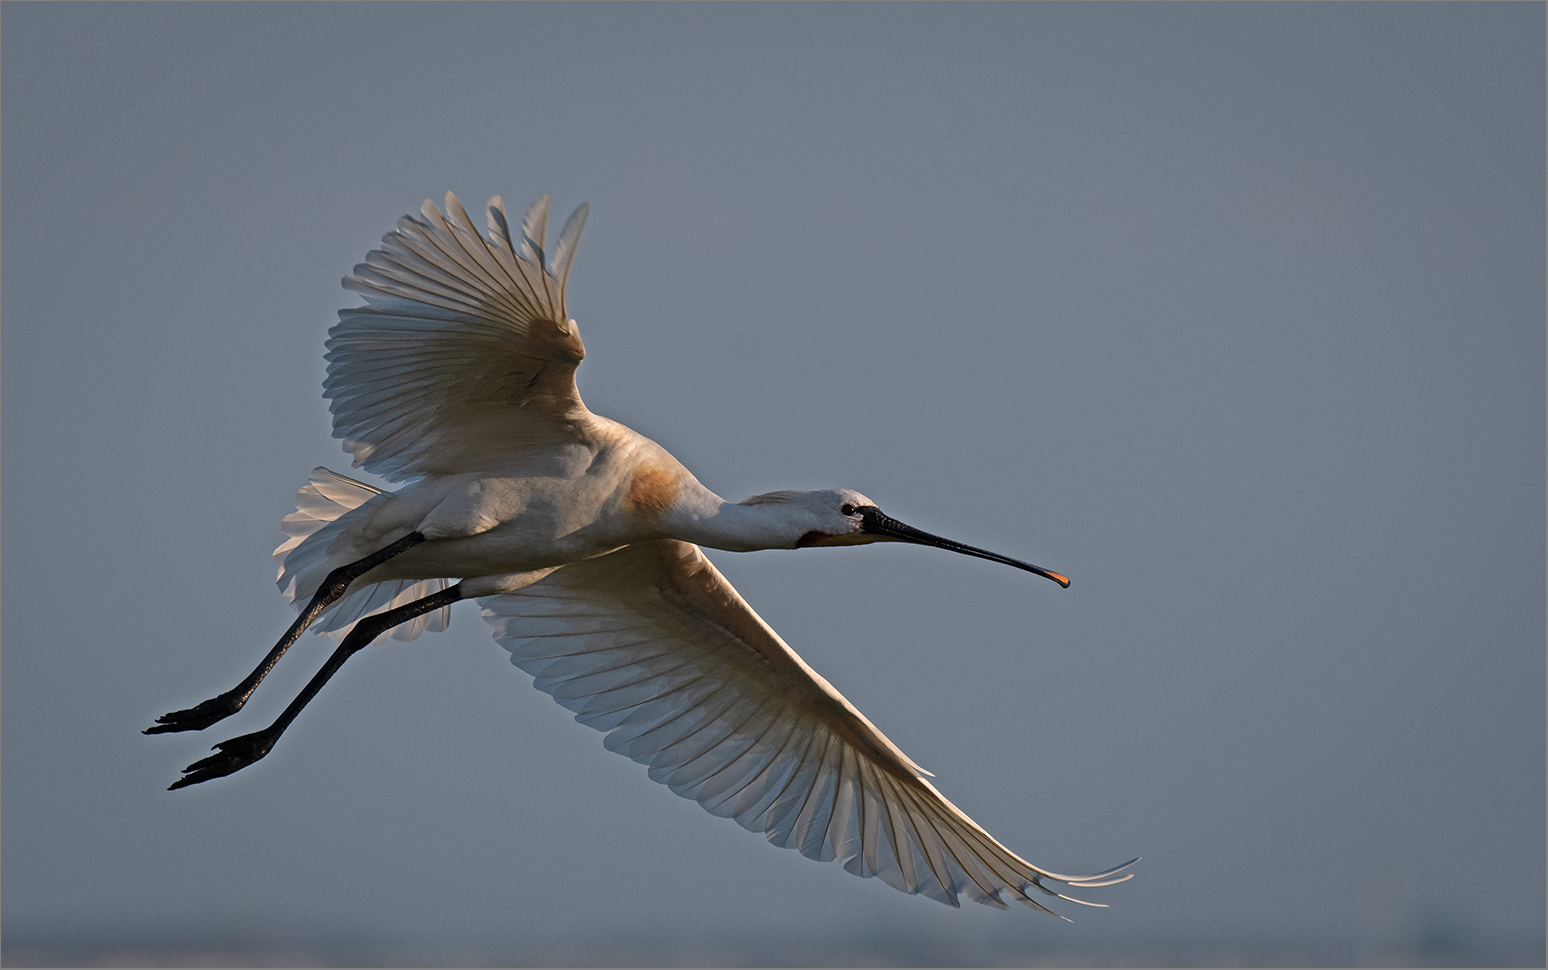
[622,462,681,519]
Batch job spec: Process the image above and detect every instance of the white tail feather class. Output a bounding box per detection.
[274,467,451,642]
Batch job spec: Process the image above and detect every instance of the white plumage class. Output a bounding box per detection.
[150,191,1134,915]
[482,538,1132,912]
[273,468,451,642]
[328,193,589,482]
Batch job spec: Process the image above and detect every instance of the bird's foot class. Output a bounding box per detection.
[144,690,249,734]
[168,730,277,790]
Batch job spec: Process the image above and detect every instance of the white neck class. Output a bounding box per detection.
[664,486,806,552]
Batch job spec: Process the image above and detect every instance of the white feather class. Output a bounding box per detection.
[329,192,590,482]
[274,467,449,642]
[480,539,1134,911]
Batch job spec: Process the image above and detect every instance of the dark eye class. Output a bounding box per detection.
[841,503,857,516]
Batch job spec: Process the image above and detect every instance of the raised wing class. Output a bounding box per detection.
[328,192,592,481]
[479,540,1136,912]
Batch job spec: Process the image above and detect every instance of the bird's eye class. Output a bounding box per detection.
[841,503,857,516]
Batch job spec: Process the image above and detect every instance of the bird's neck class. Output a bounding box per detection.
[665,489,803,552]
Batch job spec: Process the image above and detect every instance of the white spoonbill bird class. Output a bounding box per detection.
[148,191,1135,913]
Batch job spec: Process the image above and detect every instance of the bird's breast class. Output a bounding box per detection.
[620,461,682,522]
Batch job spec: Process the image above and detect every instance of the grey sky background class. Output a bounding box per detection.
[3,2,1543,963]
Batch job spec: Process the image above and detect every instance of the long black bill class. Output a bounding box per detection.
[858,506,1070,588]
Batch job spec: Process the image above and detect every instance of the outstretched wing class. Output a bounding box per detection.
[327,192,592,481]
[479,539,1136,912]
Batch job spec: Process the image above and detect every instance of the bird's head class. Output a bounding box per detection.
[737,488,1070,587]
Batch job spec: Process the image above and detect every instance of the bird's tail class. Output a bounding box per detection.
[273,467,451,641]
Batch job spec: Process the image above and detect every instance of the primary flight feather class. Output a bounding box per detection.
[148,190,1135,914]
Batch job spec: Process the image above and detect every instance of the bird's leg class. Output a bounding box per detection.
[146,531,429,734]
[168,582,466,790]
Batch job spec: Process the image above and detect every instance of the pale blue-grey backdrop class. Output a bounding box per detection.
[3,2,1543,963]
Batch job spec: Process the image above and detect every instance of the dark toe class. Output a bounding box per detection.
[144,695,245,734]
[166,733,274,790]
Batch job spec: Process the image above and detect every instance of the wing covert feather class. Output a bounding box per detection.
[328,193,592,481]
[479,539,1135,911]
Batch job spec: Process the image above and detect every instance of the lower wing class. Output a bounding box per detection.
[478,538,1135,912]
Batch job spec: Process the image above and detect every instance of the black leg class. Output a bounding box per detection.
[146,531,428,734]
[168,582,465,790]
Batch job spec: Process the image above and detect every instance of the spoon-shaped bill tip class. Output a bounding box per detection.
[858,507,1070,588]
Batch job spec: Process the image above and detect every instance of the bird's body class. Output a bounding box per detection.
[289,418,683,591]
[151,191,1134,914]
[280,411,886,607]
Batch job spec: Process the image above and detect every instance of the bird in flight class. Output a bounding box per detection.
[148,191,1135,913]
